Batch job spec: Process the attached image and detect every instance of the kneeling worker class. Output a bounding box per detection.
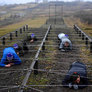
[0,47,22,67]
[13,43,24,56]
[27,33,37,43]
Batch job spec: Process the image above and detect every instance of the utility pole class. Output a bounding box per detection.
[61,4,64,24]
[49,4,50,24]
[54,4,56,24]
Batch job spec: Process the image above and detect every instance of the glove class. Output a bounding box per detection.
[73,84,78,90]
[69,83,72,88]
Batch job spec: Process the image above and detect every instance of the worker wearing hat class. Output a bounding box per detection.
[13,43,24,56]
[27,33,37,43]
[0,47,21,67]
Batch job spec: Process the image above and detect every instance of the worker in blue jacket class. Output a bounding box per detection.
[58,33,72,51]
[0,47,22,67]
[62,61,88,90]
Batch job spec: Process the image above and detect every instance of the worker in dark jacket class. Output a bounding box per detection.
[27,33,37,43]
[13,43,24,56]
[58,33,72,51]
[62,61,88,90]
[0,47,21,67]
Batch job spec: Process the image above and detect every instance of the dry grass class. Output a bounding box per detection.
[64,16,92,37]
[64,16,92,66]
[0,17,48,37]
[64,16,84,28]
[80,46,92,63]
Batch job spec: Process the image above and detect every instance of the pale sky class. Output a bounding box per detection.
[0,0,92,5]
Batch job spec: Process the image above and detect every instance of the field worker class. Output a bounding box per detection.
[27,33,37,43]
[0,47,21,67]
[62,61,88,90]
[13,43,24,56]
[58,33,72,51]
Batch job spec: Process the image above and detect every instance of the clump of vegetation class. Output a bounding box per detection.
[74,10,92,25]
[27,73,49,89]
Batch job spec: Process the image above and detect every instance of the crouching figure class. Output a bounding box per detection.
[27,33,37,43]
[0,47,21,67]
[62,61,88,90]
[13,43,24,56]
[58,33,72,51]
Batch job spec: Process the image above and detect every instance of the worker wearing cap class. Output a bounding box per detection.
[58,33,72,51]
[62,61,88,90]
[13,43,24,56]
[27,33,37,43]
[0,47,21,67]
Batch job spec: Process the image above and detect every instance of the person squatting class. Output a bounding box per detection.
[58,33,72,51]
[62,61,88,90]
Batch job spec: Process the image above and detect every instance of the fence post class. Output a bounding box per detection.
[10,33,12,40]
[26,25,28,31]
[74,26,78,34]
[85,37,88,48]
[90,41,92,53]
[34,60,38,75]
[74,25,77,33]
[74,26,79,34]
[82,33,84,40]
[79,30,81,37]
[23,26,25,32]
[46,35,48,40]
[20,28,22,34]
[50,25,52,30]
[42,42,45,50]
[15,31,18,37]
[2,37,5,45]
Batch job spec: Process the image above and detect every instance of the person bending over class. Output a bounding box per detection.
[0,47,21,67]
[62,61,88,90]
[58,33,72,51]
[13,43,24,56]
[27,33,37,43]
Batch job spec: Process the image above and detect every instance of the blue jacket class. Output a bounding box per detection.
[0,47,22,67]
[62,61,88,89]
